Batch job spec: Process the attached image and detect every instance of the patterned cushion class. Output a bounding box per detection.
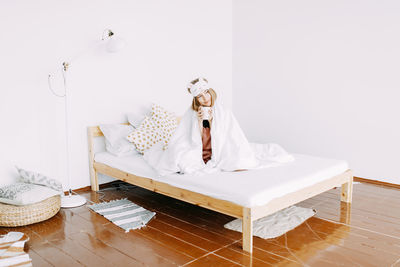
[16,167,63,192]
[127,104,178,154]
[0,183,61,206]
[126,116,159,154]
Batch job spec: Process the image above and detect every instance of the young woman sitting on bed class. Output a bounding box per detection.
[188,78,217,164]
[143,77,294,176]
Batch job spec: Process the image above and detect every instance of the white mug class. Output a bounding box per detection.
[201,106,212,120]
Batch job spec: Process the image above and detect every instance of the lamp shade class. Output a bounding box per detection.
[106,36,125,53]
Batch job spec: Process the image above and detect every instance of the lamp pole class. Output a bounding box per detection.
[59,62,87,208]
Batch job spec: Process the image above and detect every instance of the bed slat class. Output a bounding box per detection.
[252,169,353,221]
[93,162,244,218]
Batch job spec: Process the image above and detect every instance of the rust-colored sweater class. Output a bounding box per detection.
[202,125,212,164]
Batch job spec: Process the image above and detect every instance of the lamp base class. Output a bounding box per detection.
[61,194,87,208]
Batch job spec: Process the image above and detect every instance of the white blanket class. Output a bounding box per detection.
[143,102,294,176]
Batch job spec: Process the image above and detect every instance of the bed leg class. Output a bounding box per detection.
[341,174,353,203]
[90,170,99,192]
[88,127,99,192]
[242,207,253,253]
[340,202,351,224]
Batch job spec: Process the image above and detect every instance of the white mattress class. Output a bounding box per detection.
[95,152,348,207]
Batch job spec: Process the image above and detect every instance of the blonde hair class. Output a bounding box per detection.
[187,78,217,111]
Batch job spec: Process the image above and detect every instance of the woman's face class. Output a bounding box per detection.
[196,90,212,107]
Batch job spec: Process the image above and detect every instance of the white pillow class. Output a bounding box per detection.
[0,183,61,206]
[99,124,138,157]
[16,166,63,192]
[126,102,153,128]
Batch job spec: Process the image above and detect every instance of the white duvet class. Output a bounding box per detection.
[143,101,294,176]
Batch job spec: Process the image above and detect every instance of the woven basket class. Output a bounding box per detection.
[0,195,61,227]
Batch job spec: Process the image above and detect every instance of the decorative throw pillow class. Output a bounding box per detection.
[150,104,178,150]
[127,104,178,154]
[126,116,160,154]
[99,124,137,157]
[16,167,63,192]
[0,183,61,206]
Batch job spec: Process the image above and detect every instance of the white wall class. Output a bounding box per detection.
[4,0,398,189]
[233,1,400,183]
[0,0,232,189]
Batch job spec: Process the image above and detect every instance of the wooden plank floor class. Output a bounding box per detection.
[1,181,400,266]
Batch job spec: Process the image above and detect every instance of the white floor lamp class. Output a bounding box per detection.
[48,29,125,208]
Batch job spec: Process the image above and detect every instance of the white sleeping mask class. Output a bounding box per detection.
[188,77,210,97]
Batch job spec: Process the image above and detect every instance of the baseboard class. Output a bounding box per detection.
[354,177,400,190]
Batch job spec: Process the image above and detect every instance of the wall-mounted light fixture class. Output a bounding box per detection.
[102,29,126,53]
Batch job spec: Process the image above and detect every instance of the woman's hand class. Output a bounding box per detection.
[197,108,204,121]
[207,108,213,121]
[197,107,213,121]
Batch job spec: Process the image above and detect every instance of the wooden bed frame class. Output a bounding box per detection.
[87,125,353,253]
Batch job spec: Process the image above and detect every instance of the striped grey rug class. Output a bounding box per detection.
[88,199,155,232]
